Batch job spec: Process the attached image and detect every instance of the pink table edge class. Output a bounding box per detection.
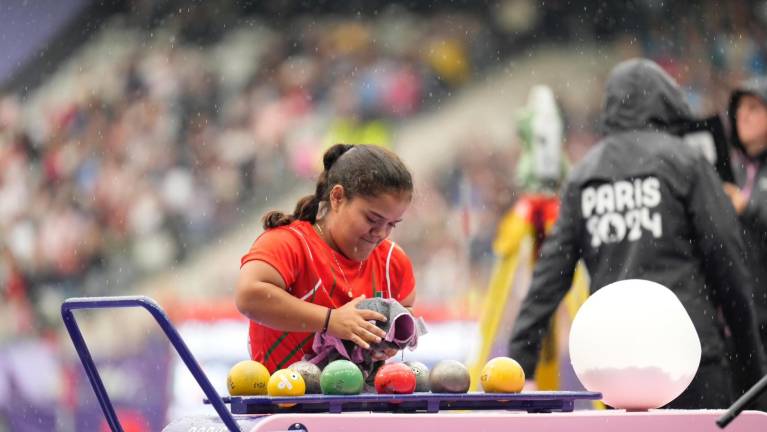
[248,409,767,432]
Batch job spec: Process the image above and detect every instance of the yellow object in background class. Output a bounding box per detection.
[227,360,270,396]
[533,265,590,391]
[533,315,560,390]
[480,357,525,393]
[425,38,470,86]
[469,195,596,409]
[323,118,392,150]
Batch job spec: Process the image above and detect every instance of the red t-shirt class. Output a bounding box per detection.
[240,220,415,372]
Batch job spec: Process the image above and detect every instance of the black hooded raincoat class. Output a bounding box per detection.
[508,59,765,408]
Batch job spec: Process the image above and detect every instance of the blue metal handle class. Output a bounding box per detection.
[61,296,241,432]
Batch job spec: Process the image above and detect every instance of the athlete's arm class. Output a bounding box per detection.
[235,260,387,348]
[236,260,326,331]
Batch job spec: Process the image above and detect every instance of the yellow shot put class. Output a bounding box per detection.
[268,369,306,408]
[227,360,270,396]
[267,369,306,397]
[480,356,525,393]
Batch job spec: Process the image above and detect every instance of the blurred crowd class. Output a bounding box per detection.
[394,0,767,315]
[0,3,498,336]
[627,0,767,115]
[2,0,767,335]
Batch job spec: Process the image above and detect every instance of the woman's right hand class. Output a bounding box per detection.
[327,295,387,349]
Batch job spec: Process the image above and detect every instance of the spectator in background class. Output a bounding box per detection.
[0,244,34,337]
[508,59,765,409]
[723,78,767,380]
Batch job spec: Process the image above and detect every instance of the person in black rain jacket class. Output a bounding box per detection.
[724,78,767,371]
[508,58,766,409]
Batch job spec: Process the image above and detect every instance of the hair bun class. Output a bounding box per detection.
[323,144,354,171]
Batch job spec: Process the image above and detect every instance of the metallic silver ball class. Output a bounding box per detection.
[288,361,322,394]
[428,360,470,393]
[404,361,431,392]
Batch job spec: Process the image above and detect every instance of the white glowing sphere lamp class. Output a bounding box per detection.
[569,279,701,410]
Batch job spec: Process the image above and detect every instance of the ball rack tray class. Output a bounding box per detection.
[62,295,602,432]
[217,391,602,414]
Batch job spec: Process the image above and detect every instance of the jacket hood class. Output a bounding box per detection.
[728,77,767,160]
[600,58,692,135]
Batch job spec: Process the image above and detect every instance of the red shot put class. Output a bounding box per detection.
[374,363,417,394]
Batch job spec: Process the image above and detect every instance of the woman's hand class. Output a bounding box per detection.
[327,295,387,349]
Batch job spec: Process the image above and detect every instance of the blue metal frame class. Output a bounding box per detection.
[61,296,241,432]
